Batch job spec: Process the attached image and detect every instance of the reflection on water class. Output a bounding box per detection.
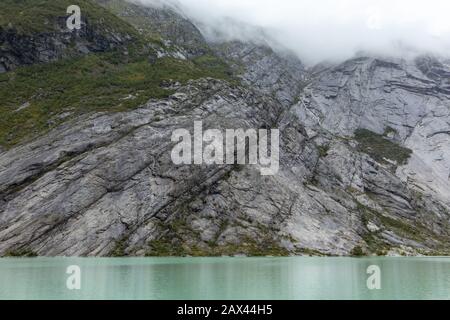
[0,257,449,300]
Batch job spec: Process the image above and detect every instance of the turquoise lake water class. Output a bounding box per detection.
[0,257,449,300]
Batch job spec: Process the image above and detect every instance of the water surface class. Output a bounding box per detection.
[0,257,449,300]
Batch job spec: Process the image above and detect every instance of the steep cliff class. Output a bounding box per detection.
[211,41,307,107]
[96,0,208,58]
[0,0,449,257]
[0,0,140,73]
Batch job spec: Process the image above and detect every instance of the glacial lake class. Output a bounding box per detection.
[0,257,449,300]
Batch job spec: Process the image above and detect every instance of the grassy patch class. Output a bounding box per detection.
[4,248,38,257]
[356,200,449,254]
[145,218,289,257]
[0,50,233,148]
[146,239,186,257]
[350,246,365,257]
[193,54,234,79]
[0,0,236,148]
[213,239,290,257]
[377,214,426,243]
[357,202,393,255]
[0,0,138,35]
[354,128,412,165]
[295,247,328,257]
[94,0,166,43]
[109,237,128,257]
[317,144,330,158]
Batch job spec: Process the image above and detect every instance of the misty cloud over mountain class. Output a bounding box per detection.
[134,0,450,65]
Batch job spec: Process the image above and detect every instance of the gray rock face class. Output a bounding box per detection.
[0,17,134,72]
[1,0,449,257]
[212,41,307,107]
[294,56,450,209]
[1,74,449,257]
[96,0,208,58]
[0,79,284,256]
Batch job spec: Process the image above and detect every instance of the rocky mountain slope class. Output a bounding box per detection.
[211,41,307,107]
[96,0,208,58]
[0,0,449,257]
[0,0,139,72]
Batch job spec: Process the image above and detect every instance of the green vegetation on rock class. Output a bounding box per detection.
[317,144,330,158]
[378,214,427,243]
[110,237,128,257]
[0,51,232,147]
[355,199,450,255]
[0,0,235,148]
[95,0,209,53]
[5,248,38,257]
[350,246,365,257]
[354,128,412,165]
[146,237,290,257]
[145,217,290,257]
[0,0,138,35]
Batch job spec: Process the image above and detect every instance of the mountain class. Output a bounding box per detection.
[0,0,449,257]
[96,0,208,57]
[0,0,232,147]
[0,0,138,72]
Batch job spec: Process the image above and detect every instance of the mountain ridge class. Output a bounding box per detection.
[0,0,449,257]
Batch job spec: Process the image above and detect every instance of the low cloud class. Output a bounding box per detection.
[135,0,450,65]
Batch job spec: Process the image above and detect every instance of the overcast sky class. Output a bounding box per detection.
[137,0,450,65]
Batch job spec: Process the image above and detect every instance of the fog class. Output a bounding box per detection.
[135,0,450,65]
